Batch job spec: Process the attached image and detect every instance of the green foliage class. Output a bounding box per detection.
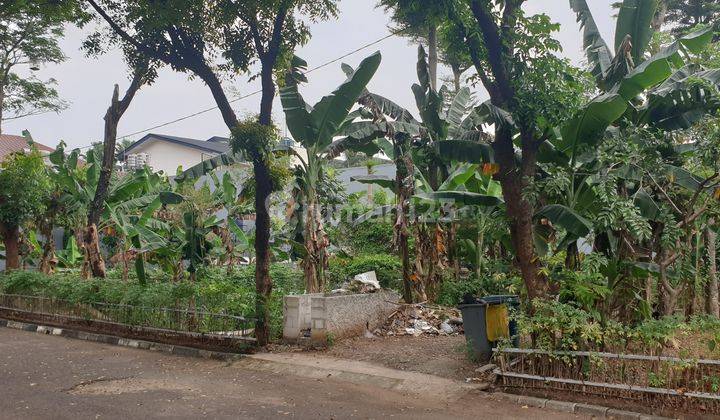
[0,149,51,229]
[327,254,401,289]
[0,264,304,338]
[333,221,395,255]
[231,118,279,160]
[436,261,519,307]
[518,299,608,351]
[0,0,82,125]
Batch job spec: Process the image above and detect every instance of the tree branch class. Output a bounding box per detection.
[469,0,515,104]
[85,0,173,63]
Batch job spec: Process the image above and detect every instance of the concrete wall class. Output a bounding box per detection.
[129,138,220,175]
[284,290,400,343]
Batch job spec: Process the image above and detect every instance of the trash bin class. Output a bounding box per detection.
[458,295,519,363]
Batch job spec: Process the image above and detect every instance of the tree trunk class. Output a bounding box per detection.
[451,63,462,92]
[427,26,438,91]
[493,128,548,301]
[1,223,20,271]
[395,133,415,303]
[253,158,273,345]
[0,88,4,136]
[252,59,277,346]
[658,250,680,316]
[85,73,144,278]
[707,223,719,317]
[84,224,105,277]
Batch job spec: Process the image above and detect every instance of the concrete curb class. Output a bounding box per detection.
[0,318,245,361]
[493,392,674,419]
[244,352,488,402]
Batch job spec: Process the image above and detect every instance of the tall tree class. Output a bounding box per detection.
[0,1,84,133]
[443,2,591,300]
[280,52,382,293]
[85,0,338,345]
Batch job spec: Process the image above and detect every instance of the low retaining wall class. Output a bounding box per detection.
[0,308,256,354]
[283,290,399,343]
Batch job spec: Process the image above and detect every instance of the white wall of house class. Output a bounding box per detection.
[128,138,220,175]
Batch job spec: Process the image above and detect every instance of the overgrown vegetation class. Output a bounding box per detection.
[0,265,304,337]
[1,0,720,360]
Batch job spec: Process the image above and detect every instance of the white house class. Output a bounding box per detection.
[119,133,232,174]
[120,133,308,175]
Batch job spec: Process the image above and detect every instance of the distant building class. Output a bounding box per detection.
[119,133,309,174]
[119,133,232,174]
[0,133,54,163]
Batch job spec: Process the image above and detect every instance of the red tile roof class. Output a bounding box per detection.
[0,134,54,162]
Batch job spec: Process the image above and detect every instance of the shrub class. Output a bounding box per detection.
[0,264,305,339]
[327,254,401,289]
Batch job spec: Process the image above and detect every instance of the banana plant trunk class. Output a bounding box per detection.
[427,25,438,91]
[395,133,415,303]
[302,193,328,294]
[39,225,56,274]
[476,215,486,282]
[707,222,719,317]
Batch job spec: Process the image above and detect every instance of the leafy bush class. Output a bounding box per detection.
[326,254,401,289]
[0,264,305,339]
[436,261,519,307]
[329,221,395,255]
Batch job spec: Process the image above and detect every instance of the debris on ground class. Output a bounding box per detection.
[373,303,464,337]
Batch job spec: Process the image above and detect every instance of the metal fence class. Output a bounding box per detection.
[0,294,254,338]
[494,347,720,410]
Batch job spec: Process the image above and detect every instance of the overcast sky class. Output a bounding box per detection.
[4,0,615,149]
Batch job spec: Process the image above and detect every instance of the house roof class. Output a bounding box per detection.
[0,134,54,162]
[121,133,230,157]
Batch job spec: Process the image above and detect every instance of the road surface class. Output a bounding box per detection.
[0,328,585,419]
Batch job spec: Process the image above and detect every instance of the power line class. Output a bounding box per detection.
[111,29,404,143]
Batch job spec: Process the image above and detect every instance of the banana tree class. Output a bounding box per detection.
[207,171,251,272]
[341,46,494,302]
[49,142,160,278]
[279,51,382,293]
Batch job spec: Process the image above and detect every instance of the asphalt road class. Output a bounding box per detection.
[0,328,584,419]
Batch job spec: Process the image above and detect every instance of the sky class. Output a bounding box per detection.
[4,0,616,150]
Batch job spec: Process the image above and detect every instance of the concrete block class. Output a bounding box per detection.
[544,399,577,413]
[284,290,400,343]
[575,403,609,417]
[607,409,641,420]
[52,328,63,335]
[517,395,547,408]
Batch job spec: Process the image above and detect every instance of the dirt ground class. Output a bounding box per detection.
[324,334,479,382]
[0,327,585,420]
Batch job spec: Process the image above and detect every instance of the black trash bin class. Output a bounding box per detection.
[458,295,519,363]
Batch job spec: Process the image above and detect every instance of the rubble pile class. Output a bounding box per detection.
[373,304,464,337]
